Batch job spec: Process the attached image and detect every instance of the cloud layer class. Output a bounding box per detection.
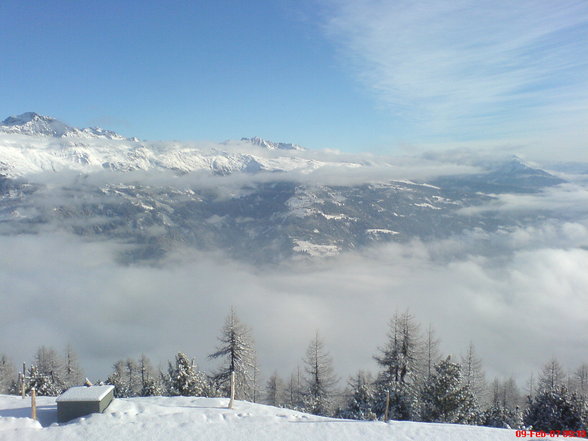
[1,215,587,386]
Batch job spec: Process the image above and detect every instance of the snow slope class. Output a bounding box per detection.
[0,395,541,441]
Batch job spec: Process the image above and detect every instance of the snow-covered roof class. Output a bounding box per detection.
[56,385,114,402]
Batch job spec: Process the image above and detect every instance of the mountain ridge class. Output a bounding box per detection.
[0,112,136,141]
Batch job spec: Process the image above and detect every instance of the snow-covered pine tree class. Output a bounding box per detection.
[339,371,377,420]
[27,365,62,396]
[0,354,16,394]
[460,342,487,404]
[265,372,285,407]
[302,331,338,416]
[107,360,133,398]
[373,311,421,420]
[33,346,65,394]
[209,308,256,401]
[524,358,584,431]
[168,352,210,397]
[63,345,84,388]
[419,356,480,424]
[524,386,584,431]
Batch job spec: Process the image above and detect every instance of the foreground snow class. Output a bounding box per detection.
[0,394,547,441]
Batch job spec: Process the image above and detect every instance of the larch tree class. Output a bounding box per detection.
[482,377,523,429]
[418,324,442,385]
[538,358,567,393]
[209,308,256,401]
[33,346,65,394]
[573,364,588,399]
[373,311,421,420]
[286,367,304,410]
[0,354,16,394]
[139,354,164,397]
[460,342,487,404]
[63,345,84,388]
[302,331,338,416]
[265,372,285,407]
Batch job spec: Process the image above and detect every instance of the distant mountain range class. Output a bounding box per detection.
[0,112,575,263]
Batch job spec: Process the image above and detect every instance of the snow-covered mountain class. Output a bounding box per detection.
[0,114,359,178]
[0,112,570,263]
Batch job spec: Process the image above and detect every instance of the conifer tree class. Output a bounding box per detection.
[524,358,584,430]
[27,365,62,396]
[34,346,65,392]
[0,354,16,394]
[285,368,304,410]
[302,331,338,416]
[573,364,588,400]
[339,371,377,420]
[167,352,210,397]
[418,324,441,384]
[373,311,421,420]
[107,360,133,398]
[125,358,142,397]
[63,345,84,388]
[139,354,164,396]
[482,378,523,428]
[419,356,480,424]
[460,342,487,404]
[524,386,584,431]
[265,372,285,407]
[539,358,566,392]
[209,308,256,401]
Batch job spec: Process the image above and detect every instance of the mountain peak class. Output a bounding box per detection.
[241,137,304,151]
[2,112,46,125]
[0,112,129,141]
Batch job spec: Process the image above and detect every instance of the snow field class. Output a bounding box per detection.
[0,395,559,441]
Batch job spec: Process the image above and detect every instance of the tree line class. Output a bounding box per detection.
[1,309,586,431]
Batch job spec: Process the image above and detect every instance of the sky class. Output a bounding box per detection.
[1,0,587,159]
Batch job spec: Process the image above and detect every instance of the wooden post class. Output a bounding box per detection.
[384,389,390,421]
[228,371,235,409]
[21,363,26,399]
[31,388,37,420]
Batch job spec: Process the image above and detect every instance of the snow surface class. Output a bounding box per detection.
[55,386,114,403]
[0,394,540,441]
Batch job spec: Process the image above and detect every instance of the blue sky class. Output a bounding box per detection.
[1,0,587,159]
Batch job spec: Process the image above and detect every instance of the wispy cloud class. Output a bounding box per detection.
[321,0,588,153]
